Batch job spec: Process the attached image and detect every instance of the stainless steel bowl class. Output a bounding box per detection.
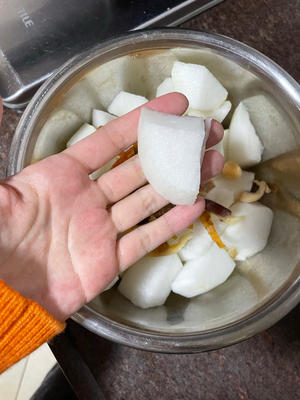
[8,29,300,353]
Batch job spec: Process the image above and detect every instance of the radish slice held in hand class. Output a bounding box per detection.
[138,108,208,205]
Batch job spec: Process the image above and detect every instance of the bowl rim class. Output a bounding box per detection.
[7,28,300,353]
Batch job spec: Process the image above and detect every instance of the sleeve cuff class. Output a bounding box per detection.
[0,279,65,373]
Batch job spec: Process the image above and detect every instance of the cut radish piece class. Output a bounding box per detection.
[221,202,273,261]
[188,100,232,123]
[92,109,116,127]
[138,108,207,205]
[108,91,148,117]
[223,129,230,159]
[227,102,264,167]
[179,221,213,262]
[243,94,296,161]
[210,129,229,158]
[118,254,182,308]
[213,170,254,202]
[66,123,96,147]
[172,243,235,297]
[32,109,83,161]
[209,140,223,156]
[211,100,232,123]
[61,78,101,121]
[156,77,174,97]
[206,187,235,208]
[85,55,144,109]
[171,61,228,111]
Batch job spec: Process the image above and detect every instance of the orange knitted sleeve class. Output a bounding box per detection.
[0,279,65,373]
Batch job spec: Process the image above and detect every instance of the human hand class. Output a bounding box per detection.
[0,93,223,321]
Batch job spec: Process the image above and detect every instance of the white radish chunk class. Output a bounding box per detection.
[222,129,230,160]
[172,243,235,297]
[118,254,182,309]
[32,109,83,161]
[243,94,297,161]
[210,129,229,158]
[211,100,232,123]
[210,139,224,156]
[66,123,96,147]
[85,55,144,109]
[179,221,213,262]
[227,102,264,167]
[187,109,204,118]
[221,202,273,261]
[61,78,101,121]
[92,109,116,128]
[156,77,174,97]
[187,100,232,123]
[206,187,235,208]
[171,61,228,111]
[108,91,148,117]
[138,108,207,205]
[213,170,255,202]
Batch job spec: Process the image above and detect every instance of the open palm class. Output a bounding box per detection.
[0,94,223,321]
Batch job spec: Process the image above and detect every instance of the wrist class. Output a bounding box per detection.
[0,179,51,315]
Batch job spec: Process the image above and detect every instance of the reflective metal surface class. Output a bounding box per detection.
[7,30,300,353]
[0,0,223,108]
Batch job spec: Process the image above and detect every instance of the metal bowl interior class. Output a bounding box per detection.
[8,29,300,353]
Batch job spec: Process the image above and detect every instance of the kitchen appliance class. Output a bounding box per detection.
[0,0,223,109]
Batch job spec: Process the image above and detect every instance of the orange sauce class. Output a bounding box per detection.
[199,211,226,249]
[151,232,193,256]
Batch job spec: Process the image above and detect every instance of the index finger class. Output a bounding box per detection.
[117,197,205,272]
[64,93,189,173]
